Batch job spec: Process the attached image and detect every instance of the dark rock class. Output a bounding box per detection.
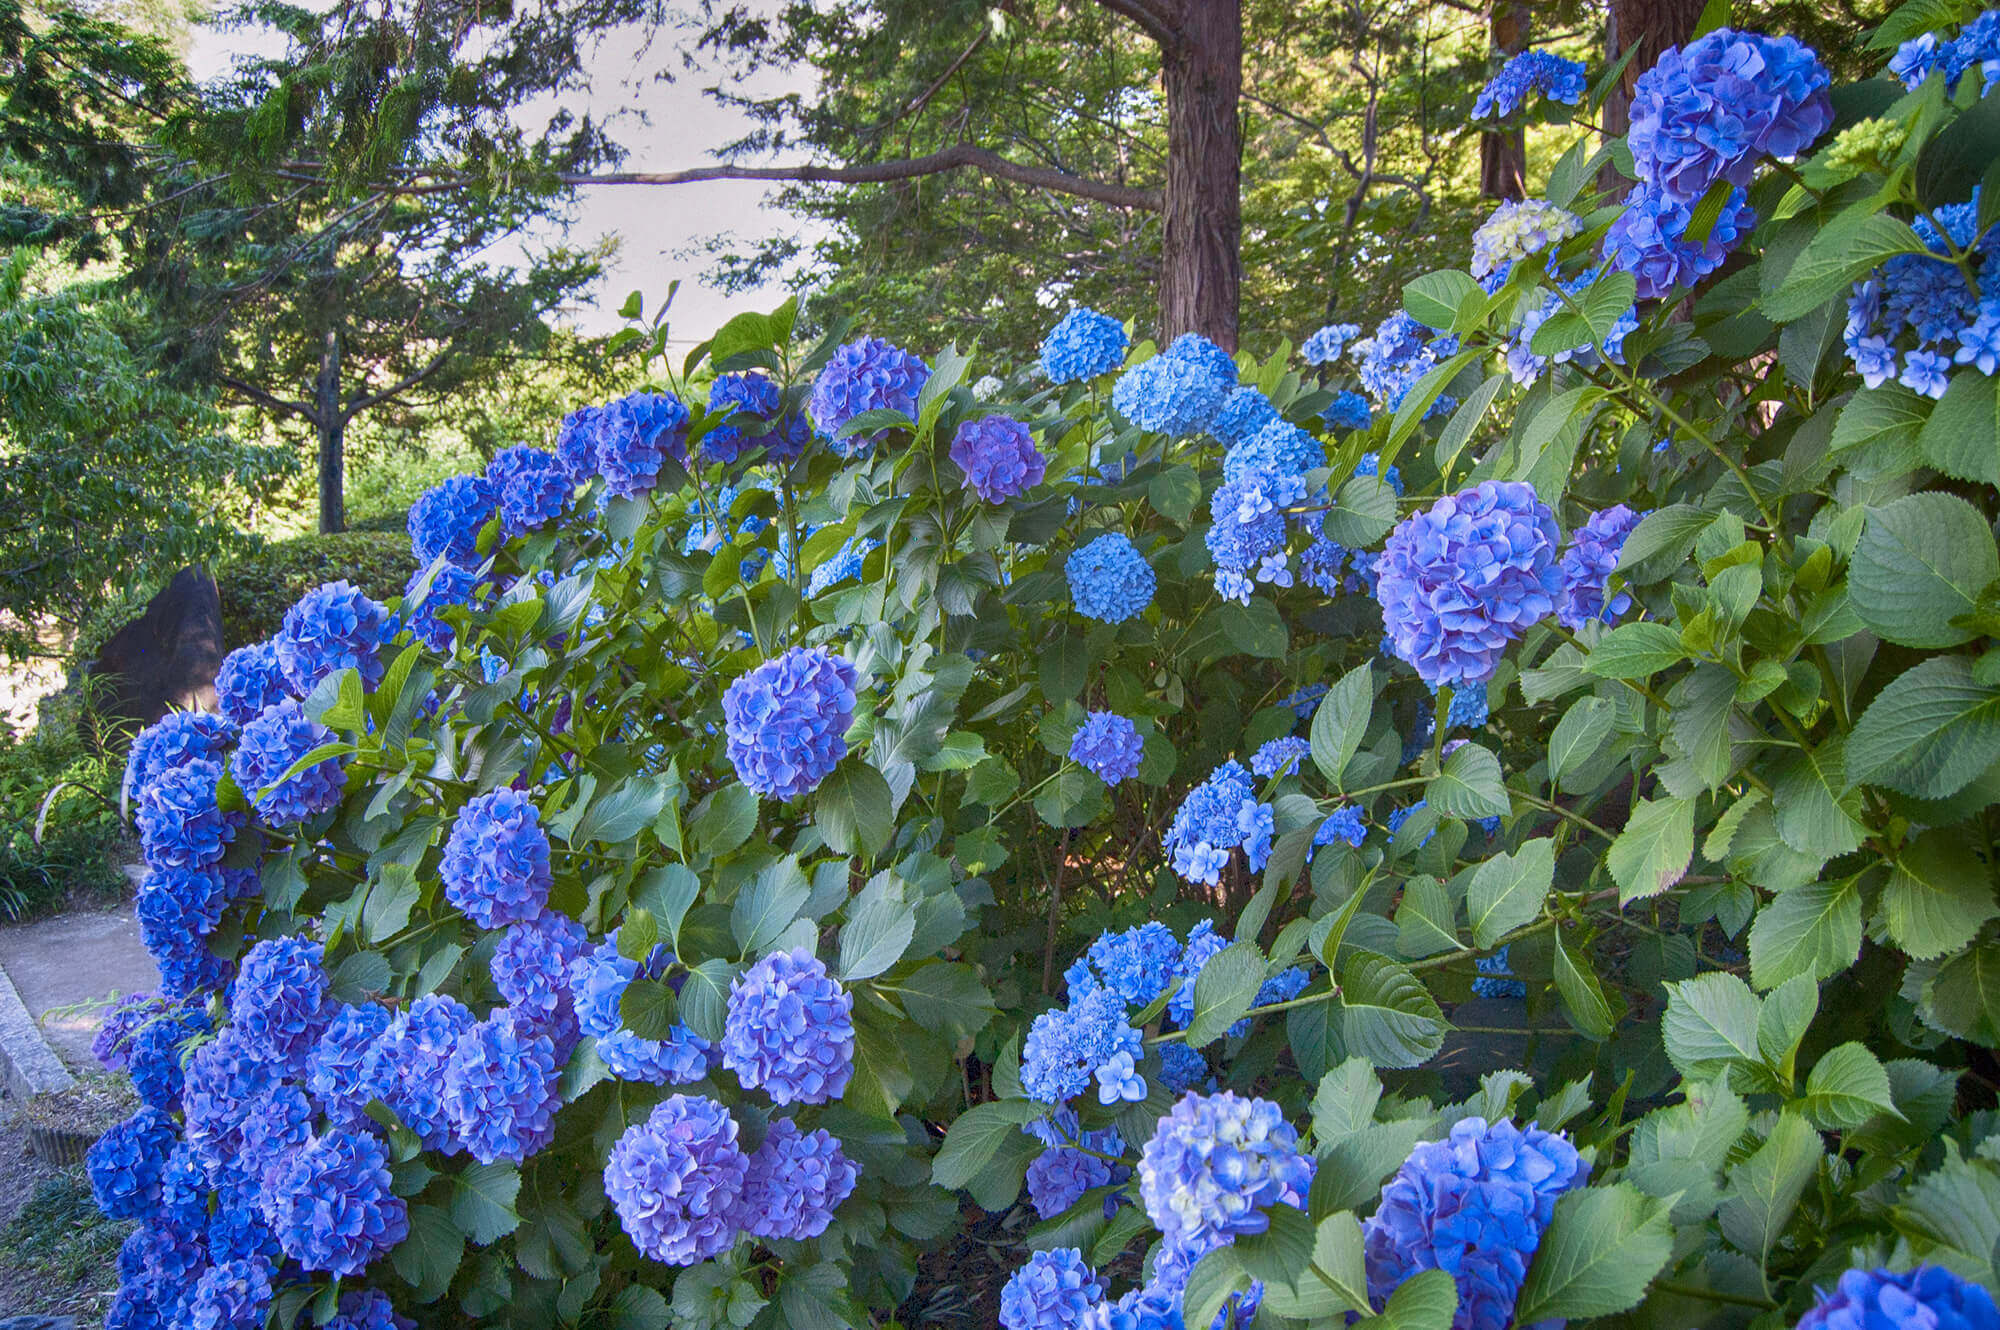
[0,1316,80,1329]
[84,567,223,729]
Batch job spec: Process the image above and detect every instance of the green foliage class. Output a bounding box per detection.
[214,531,415,647]
[0,690,130,919]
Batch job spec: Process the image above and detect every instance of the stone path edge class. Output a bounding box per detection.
[0,950,74,1100]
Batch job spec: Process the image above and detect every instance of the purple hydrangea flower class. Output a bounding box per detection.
[1472,49,1586,119]
[124,710,237,806]
[1069,712,1144,786]
[308,1003,394,1127]
[1321,390,1372,432]
[1111,350,1230,436]
[443,1006,562,1164]
[722,948,855,1105]
[1628,28,1834,202]
[328,1289,416,1330]
[705,372,808,465]
[238,1083,314,1196]
[274,581,390,695]
[596,392,691,499]
[1139,1091,1313,1262]
[485,444,571,535]
[1603,183,1756,299]
[408,474,498,568]
[605,1094,749,1266]
[1001,1248,1106,1330]
[230,936,331,1071]
[230,697,347,825]
[1022,988,1142,1104]
[358,993,476,1151]
[182,1026,281,1175]
[1065,922,1181,1005]
[733,1117,859,1240]
[1027,1145,1115,1219]
[1302,322,1362,365]
[492,912,589,1022]
[951,415,1049,503]
[87,1105,180,1218]
[264,1131,409,1277]
[127,1001,212,1112]
[1159,1042,1208,1094]
[1557,504,1645,630]
[1362,1117,1588,1330]
[94,992,162,1072]
[1041,308,1130,384]
[213,643,291,726]
[136,759,239,872]
[186,1257,272,1330]
[440,787,552,928]
[1250,736,1310,778]
[721,646,859,800]
[1164,761,1273,886]
[1796,1266,2000,1330]
[809,336,930,457]
[1376,481,1561,689]
[1066,533,1155,623]
[400,562,482,654]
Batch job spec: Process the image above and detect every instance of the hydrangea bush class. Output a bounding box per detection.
[96,12,2000,1329]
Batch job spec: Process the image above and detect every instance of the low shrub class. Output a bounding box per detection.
[214,531,415,648]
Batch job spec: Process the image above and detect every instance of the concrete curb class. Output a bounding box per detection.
[0,950,74,1100]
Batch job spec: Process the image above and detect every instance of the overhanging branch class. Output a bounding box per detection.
[219,376,315,423]
[1091,0,1184,46]
[341,345,456,423]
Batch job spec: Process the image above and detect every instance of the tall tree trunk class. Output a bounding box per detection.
[316,328,344,535]
[1600,0,1704,195]
[1480,1,1530,200]
[1159,0,1242,349]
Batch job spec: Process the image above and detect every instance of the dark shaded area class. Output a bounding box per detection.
[81,568,220,730]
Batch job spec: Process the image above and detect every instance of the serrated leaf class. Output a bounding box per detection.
[1553,935,1614,1040]
[838,891,917,982]
[1584,622,1687,678]
[1465,838,1555,948]
[1883,831,2000,960]
[1662,972,1763,1078]
[1311,664,1374,788]
[1749,878,1861,991]
[931,1099,1047,1192]
[450,1162,523,1246]
[1186,941,1267,1047]
[1608,797,1696,903]
[1850,492,2000,648]
[1427,742,1508,819]
[815,761,894,857]
[1848,656,2000,799]
[1717,1112,1821,1267]
[1396,877,1462,958]
[1801,1041,1901,1130]
[1334,951,1447,1069]
[1515,1184,1673,1322]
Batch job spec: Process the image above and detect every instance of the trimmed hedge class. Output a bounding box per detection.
[215,531,414,648]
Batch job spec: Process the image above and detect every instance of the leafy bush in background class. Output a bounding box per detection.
[214,533,417,649]
[0,685,130,918]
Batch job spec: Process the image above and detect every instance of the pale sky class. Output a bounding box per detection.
[185,10,815,344]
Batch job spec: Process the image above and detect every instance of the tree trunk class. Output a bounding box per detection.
[316,328,345,535]
[1159,0,1242,349]
[1480,1,1530,200]
[1600,0,1704,194]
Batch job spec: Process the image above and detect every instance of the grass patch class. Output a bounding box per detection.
[0,1168,131,1288]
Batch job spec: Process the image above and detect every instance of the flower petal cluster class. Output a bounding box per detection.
[1138,1091,1313,1261]
[1069,711,1144,786]
[213,643,291,726]
[705,372,806,465]
[1064,922,1181,1006]
[443,1006,562,1164]
[1891,13,2000,94]
[359,993,475,1151]
[441,788,553,928]
[275,581,390,695]
[237,1084,314,1193]
[1209,387,1281,446]
[721,646,859,799]
[1301,322,1361,365]
[1472,49,1586,119]
[1041,308,1130,383]
[1022,987,1142,1104]
[733,1117,859,1240]
[1628,28,1833,202]
[400,562,482,653]
[1376,481,1561,688]
[605,1094,750,1265]
[128,1001,212,1112]
[125,710,237,806]
[555,403,607,482]
[1362,1116,1588,1330]
[809,336,930,457]
[182,1026,280,1173]
[1164,761,1273,885]
[88,1106,180,1218]
[1111,346,1231,436]
[1250,736,1309,778]
[1557,504,1645,629]
[1352,312,1459,417]
[492,912,589,1022]
[265,1131,409,1277]
[1843,196,2000,395]
[486,444,571,535]
[95,992,163,1072]
[1001,1248,1106,1330]
[1796,1265,2000,1330]
[328,1289,415,1330]
[951,414,1049,503]
[186,1257,273,1330]
[230,697,347,825]
[1321,390,1372,432]
[136,759,239,871]
[408,474,497,567]
[230,936,332,1070]
[1471,201,1582,279]
[596,391,691,498]
[308,1002,394,1126]
[1066,533,1155,623]
[1603,183,1755,299]
[722,947,855,1104]
[1026,1144,1115,1219]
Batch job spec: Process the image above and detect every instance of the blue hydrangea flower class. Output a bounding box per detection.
[1362,1117,1588,1330]
[721,646,859,800]
[213,643,291,726]
[1026,1145,1115,1220]
[1796,1265,2000,1330]
[1471,200,1582,279]
[265,1131,409,1277]
[1603,183,1755,299]
[1001,1248,1106,1330]
[1280,683,1328,719]
[123,709,237,808]
[238,1083,314,1195]
[1892,12,2000,94]
[1376,481,1560,689]
[230,936,331,1071]
[732,1117,859,1240]
[94,992,164,1072]
[1628,29,1834,202]
[136,759,239,871]
[1168,921,1230,1027]
[88,1105,179,1218]
[1250,736,1310,778]
[1159,1042,1208,1094]
[1077,1284,1184,1330]
[1138,1091,1313,1260]
[1209,387,1282,446]
[1448,686,1491,730]
[358,993,475,1151]
[1096,1049,1146,1105]
[308,1003,393,1127]
[328,1290,415,1330]
[182,1026,280,1174]
[492,912,588,1023]
[400,562,482,653]
[440,787,552,928]
[704,373,808,466]
[408,474,497,568]
[595,391,691,498]
[274,581,390,695]
[1557,504,1645,630]
[1225,420,1324,486]
[207,1174,279,1264]
[1352,312,1459,417]
[599,1027,713,1085]
[951,415,1049,503]
[1164,762,1273,886]
[1041,308,1130,383]
[1321,390,1373,432]
[1065,923,1181,1006]
[485,444,570,535]
[1022,988,1142,1104]
[128,1001,211,1112]
[1473,946,1527,999]
[1302,322,1362,365]
[810,336,930,457]
[230,697,346,825]
[1111,351,1230,436]
[722,947,855,1104]
[1069,712,1144,787]
[804,535,881,596]
[123,1209,206,1289]
[1902,348,1954,398]
[186,1257,272,1330]
[443,1006,562,1164]
[605,1094,749,1266]
[1205,470,1295,576]
[1301,537,1348,595]
[1066,533,1155,623]
[555,403,607,482]
[136,864,233,944]
[1472,49,1586,119]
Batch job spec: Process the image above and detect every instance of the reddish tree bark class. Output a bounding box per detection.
[1602,0,1705,157]
[1158,0,1244,349]
[1480,1,1530,200]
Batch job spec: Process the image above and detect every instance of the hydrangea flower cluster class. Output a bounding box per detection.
[1138,1091,1313,1262]
[1110,339,1233,435]
[594,391,692,498]
[440,788,553,928]
[809,335,930,456]
[128,1001,212,1112]
[1025,1142,1115,1220]
[951,414,1049,503]
[264,1131,409,1277]
[1628,29,1833,203]
[88,1105,179,1218]
[1351,311,1459,417]
[135,759,238,871]
[1209,386,1281,445]
[1795,1265,2000,1330]
[1164,761,1273,885]
[485,444,570,535]
[1471,49,1586,119]
[1497,265,1638,388]
[274,581,390,695]
[1891,13,2000,94]
[359,993,475,1151]
[604,1095,749,1266]
[721,645,859,799]
[1301,321,1361,364]
[721,948,855,1104]
[231,697,346,824]
[1375,481,1562,688]
[1362,1117,1588,1330]
[1022,987,1143,1103]
[1844,196,2000,397]
[1556,503,1645,629]
[491,912,588,1022]
[307,1003,393,1127]
[1603,182,1756,299]
[124,709,237,807]
[1041,308,1130,383]
[1069,711,1144,786]
[399,561,482,653]
[1064,922,1181,1006]
[1321,388,1373,432]
[1249,736,1309,777]
[1066,533,1156,623]
[187,1257,273,1330]
[1316,804,1368,849]
[1001,1248,1105,1330]
[732,1118,859,1240]
[1471,201,1581,280]
[442,1007,562,1164]
[407,474,497,568]
[212,643,290,726]
[229,936,331,1070]
[705,372,807,465]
